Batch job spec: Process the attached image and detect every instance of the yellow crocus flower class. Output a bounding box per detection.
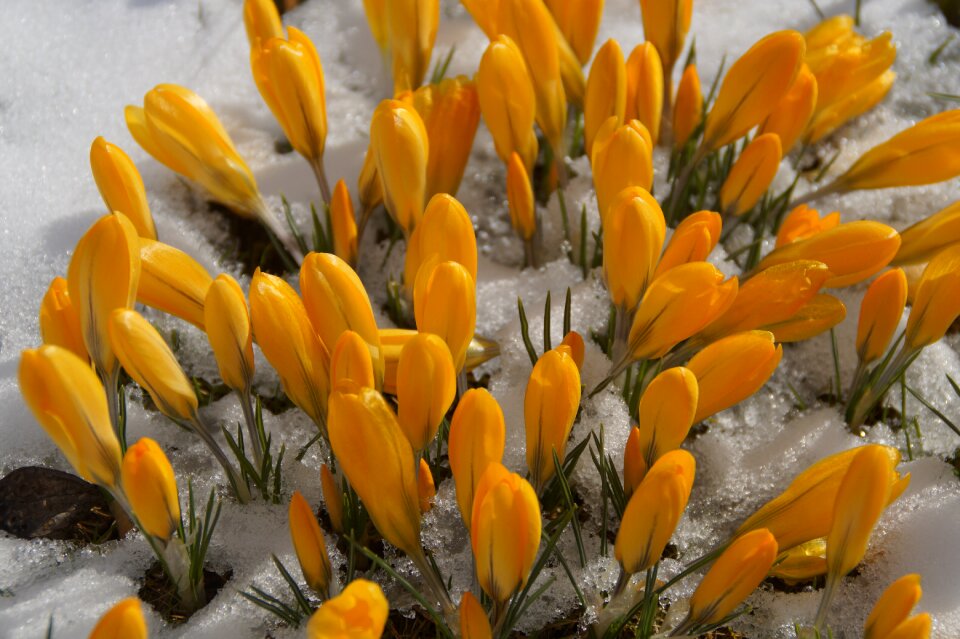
[243,0,283,47]
[470,463,542,604]
[758,64,818,153]
[638,0,692,93]
[38,277,87,362]
[121,437,180,540]
[357,144,384,215]
[884,614,932,639]
[19,345,121,488]
[625,43,663,146]
[615,449,695,574]
[622,426,645,499]
[507,152,537,247]
[380,329,500,394]
[330,179,358,267]
[413,76,482,199]
[524,346,582,491]
[362,0,388,51]
[672,64,702,150]
[448,389,506,529]
[584,39,626,156]
[719,133,782,217]
[417,458,436,512]
[459,591,492,639]
[865,574,923,639]
[289,490,332,597]
[775,204,841,248]
[330,331,376,389]
[637,366,698,467]
[591,122,654,223]
[305,579,389,639]
[760,293,846,343]
[204,274,254,393]
[905,244,960,350]
[895,201,960,266]
[603,185,666,311]
[653,210,721,278]
[804,70,894,144]
[320,463,344,534]
[386,0,439,94]
[89,137,156,240]
[414,260,477,371]
[560,331,585,370]
[545,0,604,65]
[370,99,429,237]
[88,598,147,639]
[404,193,478,292]
[857,268,907,364]
[137,238,212,330]
[397,334,456,452]
[769,538,827,584]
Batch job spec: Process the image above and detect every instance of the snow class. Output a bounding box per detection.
[1,0,960,637]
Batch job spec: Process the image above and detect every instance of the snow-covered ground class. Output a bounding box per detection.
[1,0,959,637]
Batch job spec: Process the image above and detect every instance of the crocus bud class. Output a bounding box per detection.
[757,220,900,288]
[413,76,482,198]
[622,426,646,499]
[289,491,332,596]
[758,64,818,153]
[380,329,500,394]
[331,331,376,389]
[397,334,456,452]
[417,458,436,512]
[637,367,698,467]
[624,43,664,146]
[591,122,654,223]
[330,180,358,267]
[905,244,960,350]
[615,449,695,574]
[89,137,156,240]
[361,0,388,50]
[683,529,778,630]
[865,574,923,639]
[251,27,328,164]
[204,274,254,392]
[654,210,721,278]
[603,185,667,311]
[584,39,626,155]
[459,591,492,639]
[895,201,960,266]
[414,260,477,371]
[775,204,840,247]
[883,614,932,639]
[320,463,344,533]
[19,345,121,488]
[627,263,738,361]
[770,538,827,583]
[507,152,537,241]
[449,389,506,528]
[67,213,141,377]
[404,194,478,291]
[39,277,87,361]
[857,269,907,364]
[138,238,212,330]
[370,99,429,236]
[760,293,846,343]
[243,0,283,47]
[476,36,539,172]
[471,463,542,604]
[121,437,180,540]
[305,579,389,639]
[108,309,198,422]
[560,331,585,370]
[638,0,692,90]
[687,330,782,423]
[525,347,582,491]
[328,384,422,557]
[300,252,382,388]
[386,0,439,93]
[703,31,805,151]
[88,598,147,639]
[250,269,330,428]
[719,133,782,217]
[357,144,383,214]
[804,71,895,144]
[545,0,604,65]
[673,64,702,149]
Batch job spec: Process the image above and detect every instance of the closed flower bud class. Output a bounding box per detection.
[300,252,382,388]
[251,27,327,164]
[673,64,702,149]
[386,0,439,93]
[687,330,782,423]
[804,70,895,144]
[560,331,585,370]
[39,277,87,362]
[591,121,654,223]
[357,144,383,214]
[289,491,332,596]
[19,345,121,488]
[449,389,506,528]
[121,437,180,540]
[331,331,376,389]
[525,347,582,491]
[885,614,932,639]
[414,260,477,371]
[770,538,827,583]
[138,238,212,330]
[615,449,695,574]
[204,274,254,392]
[380,329,500,394]
[776,204,841,248]
[320,463,344,533]
[330,180,358,266]
[758,220,900,288]
[89,137,156,240]
[459,591,492,639]
[243,0,283,47]
[703,31,805,151]
[404,194,478,292]
[370,99,429,236]
[761,293,846,343]
[622,426,647,499]
[397,334,456,452]
[328,384,422,556]
[603,186,667,310]
[865,574,923,639]
[361,0,388,51]
[638,0,692,89]
[67,213,141,377]
[584,39,626,155]
[719,133,782,217]
[306,579,389,639]
[895,200,960,266]
[545,0,604,65]
[625,43,663,146]
[905,244,960,350]
[477,36,539,172]
[637,367,698,466]
[108,309,197,422]
[470,463,542,603]
[417,458,436,512]
[654,210,721,278]
[684,529,778,629]
[758,64,818,153]
[413,76,481,198]
[627,263,738,361]
[507,152,537,241]
[88,598,147,639]
[250,269,330,428]
[857,269,907,364]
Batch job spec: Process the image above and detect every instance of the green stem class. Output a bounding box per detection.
[238,386,263,467]
[188,415,252,503]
